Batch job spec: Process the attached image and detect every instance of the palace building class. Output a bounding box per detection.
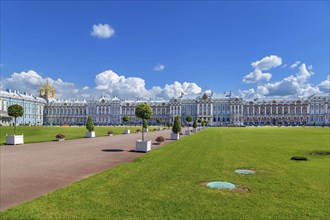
[0,83,329,126]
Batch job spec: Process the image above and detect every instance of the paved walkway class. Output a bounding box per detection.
[0,129,176,211]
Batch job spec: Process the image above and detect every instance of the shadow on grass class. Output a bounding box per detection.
[101,149,125,152]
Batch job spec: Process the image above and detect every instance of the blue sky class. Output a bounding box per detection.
[1,1,329,99]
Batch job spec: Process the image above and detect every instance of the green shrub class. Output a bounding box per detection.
[193,120,198,128]
[135,103,153,141]
[172,116,181,134]
[7,104,24,135]
[86,116,94,132]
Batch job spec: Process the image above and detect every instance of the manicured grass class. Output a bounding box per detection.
[1,127,329,219]
[0,126,162,145]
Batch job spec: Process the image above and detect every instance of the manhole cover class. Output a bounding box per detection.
[206,181,236,190]
[235,169,256,174]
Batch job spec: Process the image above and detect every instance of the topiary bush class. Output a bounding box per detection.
[193,119,198,128]
[186,115,192,126]
[135,103,153,141]
[86,116,94,132]
[7,104,24,135]
[172,116,182,134]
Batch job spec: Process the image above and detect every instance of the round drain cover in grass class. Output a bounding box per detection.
[206,181,236,190]
[235,169,256,174]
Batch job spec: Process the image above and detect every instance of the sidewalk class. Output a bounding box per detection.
[0,129,175,211]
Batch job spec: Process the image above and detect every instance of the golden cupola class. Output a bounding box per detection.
[39,79,56,99]
[39,82,44,97]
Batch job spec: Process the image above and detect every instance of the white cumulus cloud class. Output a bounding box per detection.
[242,55,282,84]
[91,23,115,39]
[256,63,318,97]
[160,81,201,99]
[242,69,272,84]
[251,55,282,71]
[154,63,165,71]
[94,70,202,99]
[318,75,330,93]
[289,61,301,69]
[0,70,94,99]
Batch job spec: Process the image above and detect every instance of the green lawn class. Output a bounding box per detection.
[1,127,329,219]
[0,125,162,145]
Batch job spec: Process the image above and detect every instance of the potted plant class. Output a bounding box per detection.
[192,119,198,133]
[55,133,65,141]
[171,116,181,140]
[185,115,192,135]
[143,119,148,132]
[85,116,95,138]
[135,103,153,152]
[156,118,162,131]
[122,116,130,134]
[6,104,24,145]
[107,131,113,136]
[136,129,141,133]
[155,136,165,145]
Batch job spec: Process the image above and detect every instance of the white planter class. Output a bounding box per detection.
[171,133,180,140]
[124,129,130,134]
[86,131,95,138]
[108,134,113,136]
[185,130,191,135]
[158,128,161,131]
[136,140,151,152]
[143,128,148,132]
[6,135,24,145]
[192,128,198,133]
[57,138,65,142]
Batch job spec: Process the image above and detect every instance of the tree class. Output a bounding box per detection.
[186,115,192,126]
[193,119,198,128]
[201,121,205,127]
[198,118,202,123]
[167,121,171,128]
[135,103,153,141]
[172,116,182,134]
[122,116,130,129]
[86,116,95,132]
[7,104,24,135]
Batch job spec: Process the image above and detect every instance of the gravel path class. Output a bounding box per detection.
[0,129,176,211]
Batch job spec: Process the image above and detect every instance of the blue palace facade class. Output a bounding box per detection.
[0,81,329,126]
